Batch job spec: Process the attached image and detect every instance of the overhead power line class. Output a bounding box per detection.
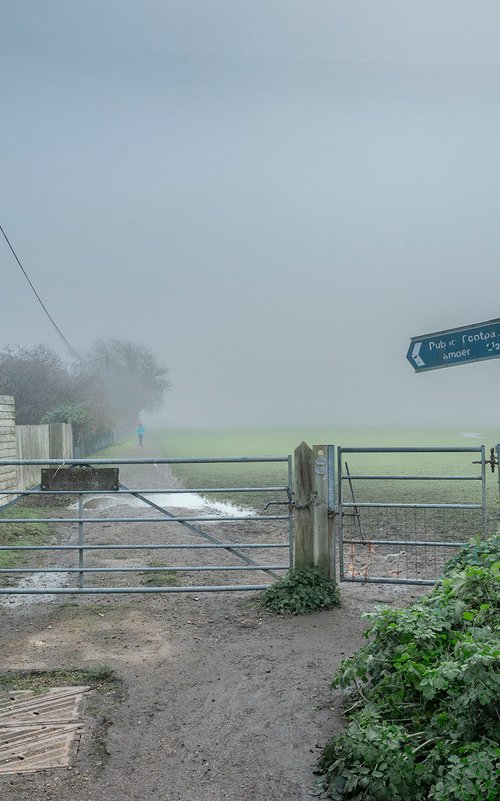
[0,223,83,362]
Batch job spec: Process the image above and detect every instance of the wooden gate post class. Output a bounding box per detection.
[313,445,330,577]
[293,442,314,568]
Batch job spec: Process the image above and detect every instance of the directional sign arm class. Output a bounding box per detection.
[411,342,425,368]
[406,318,500,372]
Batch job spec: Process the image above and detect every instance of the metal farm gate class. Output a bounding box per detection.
[0,456,293,595]
[336,445,490,585]
[1,444,497,595]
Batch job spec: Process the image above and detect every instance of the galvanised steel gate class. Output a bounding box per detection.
[0,455,292,595]
[336,446,488,585]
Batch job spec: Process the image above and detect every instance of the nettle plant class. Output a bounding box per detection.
[261,567,340,615]
[316,534,500,801]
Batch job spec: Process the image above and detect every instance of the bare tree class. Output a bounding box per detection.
[0,345,73,423]
[88,338,171,427]
[0,340,170,432]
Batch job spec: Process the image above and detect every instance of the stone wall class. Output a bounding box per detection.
[0,396,16,507]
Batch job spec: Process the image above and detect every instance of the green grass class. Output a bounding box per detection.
[90,425,500,509]
[0,666,117,694]
[0,506,52,569]
[153,425,500,455]
[148,427,500,518]
[88,438,135,459]
[141,563,178,586]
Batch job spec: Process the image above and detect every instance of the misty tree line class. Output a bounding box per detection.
[0,339,170,442]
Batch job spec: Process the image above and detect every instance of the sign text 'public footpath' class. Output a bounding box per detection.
[407,318,500,372]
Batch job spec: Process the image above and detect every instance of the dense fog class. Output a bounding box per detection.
[2,2,500,428]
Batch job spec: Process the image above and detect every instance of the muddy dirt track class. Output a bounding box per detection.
[0,454,425,801]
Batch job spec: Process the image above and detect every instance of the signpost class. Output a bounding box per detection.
[407,318,500,372]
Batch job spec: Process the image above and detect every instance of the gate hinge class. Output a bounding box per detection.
[472,447,498,473]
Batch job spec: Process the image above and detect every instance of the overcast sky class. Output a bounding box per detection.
[1,2,500,428]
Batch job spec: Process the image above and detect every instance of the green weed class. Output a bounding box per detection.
[0,666,117,694]
[261,567,340,615]
[141,563,178,586]
[0,506,51,569]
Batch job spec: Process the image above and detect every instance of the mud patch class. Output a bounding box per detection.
[0,572,70,608]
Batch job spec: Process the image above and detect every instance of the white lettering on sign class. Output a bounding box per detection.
[428,340,447,351]
[443,349,471,360]
[461,331,496,344]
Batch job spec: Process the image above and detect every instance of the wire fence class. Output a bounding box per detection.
[337,446,488,585]
[73,431,118,458]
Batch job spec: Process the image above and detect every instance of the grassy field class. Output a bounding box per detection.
[94,427,500,569]
[155,425,500,454]
[146,426,498,512]
[145,426,499,581]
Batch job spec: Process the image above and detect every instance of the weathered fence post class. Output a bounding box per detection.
[294,441,336,579]
[49,423,73,459]
[293,441,314,568]
[313,445,330,577]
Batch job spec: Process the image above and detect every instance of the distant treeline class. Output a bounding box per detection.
[0,338,170,443]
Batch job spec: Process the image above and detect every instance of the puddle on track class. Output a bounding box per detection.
[74,491,256,518]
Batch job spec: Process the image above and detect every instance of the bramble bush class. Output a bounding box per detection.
[316,533,500,801]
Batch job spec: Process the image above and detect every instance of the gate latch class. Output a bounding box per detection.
[472,447,498,473]
[263,493,313,512]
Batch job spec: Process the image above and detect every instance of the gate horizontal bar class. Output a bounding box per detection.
[0,456,289,465]
[340,475,481,481]
[338,447,483,453]
[0,486,288,496]
[0,565,288,573]
[342,538,468,548]
[0,542,289,551]
[341,502,481,509]
[340,576,436,586]
[0,585,271,594]
[0,515,289,524]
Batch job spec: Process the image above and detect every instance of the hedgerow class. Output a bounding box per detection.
[316,534,500,801]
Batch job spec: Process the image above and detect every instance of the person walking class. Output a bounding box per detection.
[136,422,145,447]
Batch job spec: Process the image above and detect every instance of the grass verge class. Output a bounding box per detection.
[0,666,117,694]
[0,506,52,569]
